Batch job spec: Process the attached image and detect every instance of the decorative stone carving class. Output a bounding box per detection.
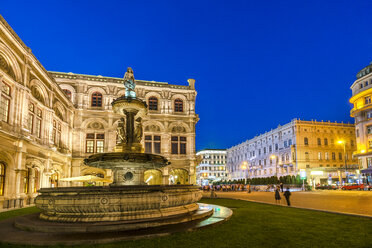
[88,122,104,129]
[0,55,16,80]
[30,86,45,104]
[172,126,186,133]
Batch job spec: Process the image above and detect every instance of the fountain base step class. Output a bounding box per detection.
[0,204,232,246]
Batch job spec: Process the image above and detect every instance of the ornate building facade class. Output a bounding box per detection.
[349,62,372,176]
[226,119,357,186]
[0,15,198,210]
[196,149,227,185]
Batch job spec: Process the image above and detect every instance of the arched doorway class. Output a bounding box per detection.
[169,169,189,185]
[144,169,162,185]
[50,172,59,188]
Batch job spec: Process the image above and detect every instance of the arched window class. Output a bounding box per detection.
[148,97,158,111]
[174,99,183,112]
[324,138,328,146]
[0,162,5,196]
[304,137,308,146]
[63,89,72,100]
[0,82,11,123]
[91,92,103,107]
[317,138,321,146]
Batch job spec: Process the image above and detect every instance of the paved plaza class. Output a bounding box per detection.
[203,190,372,217]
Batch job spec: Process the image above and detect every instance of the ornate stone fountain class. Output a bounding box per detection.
[34,68,204,225]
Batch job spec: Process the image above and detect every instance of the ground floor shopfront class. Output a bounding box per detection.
[304,165,360,187]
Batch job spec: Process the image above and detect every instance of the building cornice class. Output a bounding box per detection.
[50,71,194,91]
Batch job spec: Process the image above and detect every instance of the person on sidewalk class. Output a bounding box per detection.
[274,186,281,204]
[210,188,217,198]
[280,182,284,192]
[247,183,251,193]
[283,187,291,206]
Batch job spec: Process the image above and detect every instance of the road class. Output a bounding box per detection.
[203,190,372,217]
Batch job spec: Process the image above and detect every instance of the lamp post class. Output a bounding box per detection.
[337,140,347,184]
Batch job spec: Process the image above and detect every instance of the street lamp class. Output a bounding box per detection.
[337,140,348,184]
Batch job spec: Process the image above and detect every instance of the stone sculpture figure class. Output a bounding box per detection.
[124,67,136,98]
[134,117,143,143]
[117,117,126,144]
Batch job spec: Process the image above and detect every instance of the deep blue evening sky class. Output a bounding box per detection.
[2,1,372,150]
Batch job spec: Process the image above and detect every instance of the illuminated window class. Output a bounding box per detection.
[50,172,58,188]
[366,96,371,105]
[144,135,161,154]
[24,168,31,194]
[91,92,102,107]
[86,133,105,153]
[35,109,42,138]
[367,125,372,134]
[0,82,11,123]
[28,103,35,133]
[369,140,372,149]
[171,136,187,154]
[63,89,72,100]
[33,170,39,193]
[0,162,5,196]
[52,120,62,146]
[325,152,329,160]
[318,152,322,160]
[148,97,158,111]
[174,99,183,112]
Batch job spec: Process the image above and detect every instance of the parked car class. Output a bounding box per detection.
[341,183,364,190]
[315,184,338,190]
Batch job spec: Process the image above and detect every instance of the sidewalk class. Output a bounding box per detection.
[203,190,372,218]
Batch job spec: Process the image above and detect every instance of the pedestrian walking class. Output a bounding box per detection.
[283,187,291,206]
[280,182,284,192]
[274,186,281,204]
[210,188,217,198]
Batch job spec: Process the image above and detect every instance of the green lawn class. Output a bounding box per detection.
[1,198,372,248]
[0,206,40,221]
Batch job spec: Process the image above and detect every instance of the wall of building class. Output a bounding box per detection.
[196,149,227,185]
[226,119,357,185]
[349,64,372,171]
[0,15,198,210]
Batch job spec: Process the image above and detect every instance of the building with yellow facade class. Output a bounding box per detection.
[349,62,372,179]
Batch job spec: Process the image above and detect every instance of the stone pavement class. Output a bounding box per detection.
[203,190,372,217]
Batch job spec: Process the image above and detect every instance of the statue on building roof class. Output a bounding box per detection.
[123,67,136,98]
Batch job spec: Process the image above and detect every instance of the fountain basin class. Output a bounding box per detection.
[84,153,169,185]
[35,185,202,222]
